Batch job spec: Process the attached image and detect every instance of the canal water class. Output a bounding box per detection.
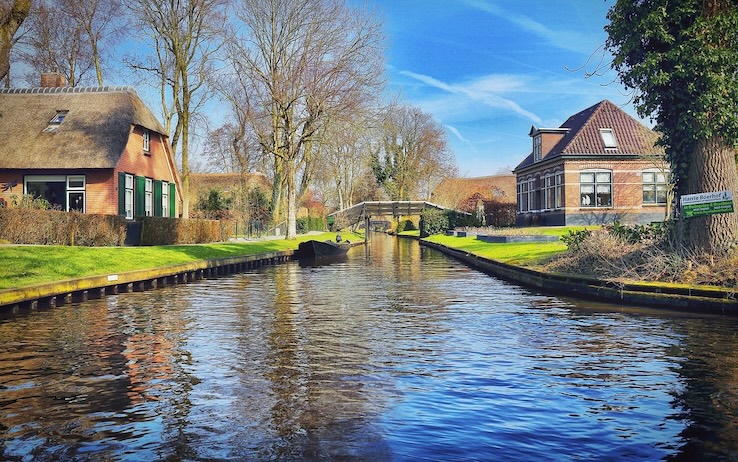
[1,234,738,461]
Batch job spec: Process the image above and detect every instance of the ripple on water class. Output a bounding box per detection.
[1,235,738,461]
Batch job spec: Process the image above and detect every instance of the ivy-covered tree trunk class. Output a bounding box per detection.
[683,136,738,253]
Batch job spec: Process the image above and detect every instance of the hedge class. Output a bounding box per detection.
[0,208,127,246]
[140,216,225,245]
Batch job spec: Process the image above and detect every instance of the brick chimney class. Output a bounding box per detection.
[40,72,68,88]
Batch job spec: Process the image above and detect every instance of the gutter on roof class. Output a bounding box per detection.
[513,153,644,175]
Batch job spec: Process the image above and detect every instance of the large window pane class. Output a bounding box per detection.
[596,172,611,183]
[580,173,595,183]
[580,170,612,208]
[643,170,668,204]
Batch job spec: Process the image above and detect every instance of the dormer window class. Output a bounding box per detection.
[533,135,542,162]
[43,110,69,132]
[143,128,150,153]
[600,128,617,149]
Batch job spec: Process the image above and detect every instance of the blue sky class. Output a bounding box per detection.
[362,0,639,177]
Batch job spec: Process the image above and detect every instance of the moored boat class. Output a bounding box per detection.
[296,239,353,259]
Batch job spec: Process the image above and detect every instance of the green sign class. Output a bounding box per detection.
[681,191,735,218]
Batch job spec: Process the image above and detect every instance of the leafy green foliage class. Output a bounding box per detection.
[606,0,738,192]
[296,216,326,234]
[560,229,592,251]
[11,194,51,210]
[446,210,480,229]
[419,209,448,237]
[605,221,666,245]
[396,219,416,233]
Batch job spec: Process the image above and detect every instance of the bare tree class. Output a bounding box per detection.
[229,0,384,238]
[0,0,31,86]
[21,0,95,86]
[128,0,227,218]
[203,123,264,174]
[371,102,457,201]
[64,0,127,86]
[318,115,377,210]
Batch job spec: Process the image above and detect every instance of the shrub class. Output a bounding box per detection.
[605,221,666,244]
[0,209,126,246]
[560,229,592,250]
[419,209,449,237]
[296,216,326,234]
[484,202,517,227]
[396,218,416,233]
[140,217,224,245]
[446,210,480,229]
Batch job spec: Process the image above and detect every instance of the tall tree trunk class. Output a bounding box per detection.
[286,165,297,239]
[0,0,31,86]
[684,136,738,254]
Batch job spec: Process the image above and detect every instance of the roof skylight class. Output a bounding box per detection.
[600,128,617,148]
[43,110,68,132]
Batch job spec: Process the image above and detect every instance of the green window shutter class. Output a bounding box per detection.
[135,175,146,217]
[118,172,126,216]
[170,183,176,218]
[154,180,163,216]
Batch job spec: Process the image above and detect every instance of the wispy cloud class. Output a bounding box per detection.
[459,0,598,54]
[445,124,474,147]
[400,70,543,124]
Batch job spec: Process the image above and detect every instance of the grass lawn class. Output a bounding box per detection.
[422,226,588,266]
[0,232,359,290]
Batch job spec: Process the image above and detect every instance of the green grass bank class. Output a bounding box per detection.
[0,232,359,290]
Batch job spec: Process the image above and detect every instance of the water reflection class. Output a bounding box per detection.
[1,234,738,460]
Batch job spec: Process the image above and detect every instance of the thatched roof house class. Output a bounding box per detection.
[0,77,181,218]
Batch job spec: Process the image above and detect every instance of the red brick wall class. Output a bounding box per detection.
[0,126,180,216]
[540,133,566,159]
[0,169,114,214]
[516,157,669,224]
[114,125,180,216]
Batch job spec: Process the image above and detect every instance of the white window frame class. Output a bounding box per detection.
[533,135,542,162]
[580,169,612,208]
[145,178,153,216]
[125,174,134,220]
[600,128,617,149]
[543,173,554,210]
[555,171,564,209]
[143,128,150,153]
[162,181,169,217]
[642,169,668,205]
[517,180,528,213]
[527,178,535,211]
[66,175,86,213]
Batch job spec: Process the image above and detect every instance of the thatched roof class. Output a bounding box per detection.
[432,174,516,208]
[0,86,167,169]
[190,172,271,195]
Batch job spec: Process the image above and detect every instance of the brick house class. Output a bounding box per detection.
[0,75,181,219]
[513,100,668,226]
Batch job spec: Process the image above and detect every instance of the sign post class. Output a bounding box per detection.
[680,191,735,218]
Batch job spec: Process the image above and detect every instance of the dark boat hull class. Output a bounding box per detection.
[296,240,352,259]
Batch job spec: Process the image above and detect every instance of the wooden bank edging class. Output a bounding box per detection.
[420,240,738,315]
[0,250,295,312]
